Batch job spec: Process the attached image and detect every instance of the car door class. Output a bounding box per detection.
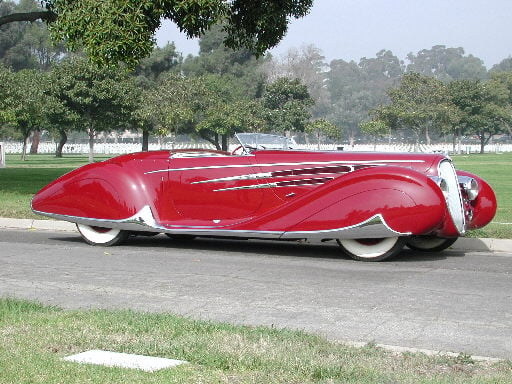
[165,152,265,224]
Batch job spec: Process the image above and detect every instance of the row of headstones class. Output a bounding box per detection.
[2,141,512,157]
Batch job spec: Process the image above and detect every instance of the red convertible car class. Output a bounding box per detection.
[32,133,496,261]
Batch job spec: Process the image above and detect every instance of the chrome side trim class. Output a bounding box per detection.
[192,172,273,184]
[191,164,368,185]
[34,207,407,240]
[280,214,410,240]
[212,177,334,192]
[32,206,162,233]
[144,159,425,175]
[214,182,278,191]
[170,152,228,159]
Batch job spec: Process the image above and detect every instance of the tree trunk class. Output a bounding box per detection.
[505,124,512,137]
[30,129,40,154]
[213,133,221,150]
[221,134,228,152]
[56,130,67,158]
[480,130,493,154]
[456,129,462,154]
[21,134,29,161]
[198,130,221,150]
[88,128,95,163]
[425,125,431,146]
[479,132,485,154]
[142,129,150,152]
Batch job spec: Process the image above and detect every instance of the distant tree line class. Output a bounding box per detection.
[1,0,512,160]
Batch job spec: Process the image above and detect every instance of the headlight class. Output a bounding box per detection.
[458,176,479,201]
[429,176,449,199]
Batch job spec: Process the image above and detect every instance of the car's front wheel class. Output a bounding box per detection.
[336,237,407,261]
[76,224,129,246]
[406,236,458,252]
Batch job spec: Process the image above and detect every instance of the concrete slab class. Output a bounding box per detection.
[452,237,512,253]
[0,217,75,231]
[63,350,187,372]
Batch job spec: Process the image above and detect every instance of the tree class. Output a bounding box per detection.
[43,70,79,157]
[0,0,64,71]
[263,77,313,134]
[488,71,512,137]
[182,23,267,100]
[406,45,487,81]
[50,57,139,162]
[491,57,512,73]
[327,51,403,146]
[195,74,266,150]
[0,0,313,66]
[371,73,456,148]
[143,73,209,147]
[135,42,181,85]
[3,69,49,160]
[305,119,339,149]
[134,43,182,151]
[264,44,329,119]
[359,120,389,150]
[197,98,265,150]
[0,65,14,126]
[449,78,511,153]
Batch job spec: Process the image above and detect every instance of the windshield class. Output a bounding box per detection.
[235,133,296,153]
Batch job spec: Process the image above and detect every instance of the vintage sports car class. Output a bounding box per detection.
[32,133,497,261]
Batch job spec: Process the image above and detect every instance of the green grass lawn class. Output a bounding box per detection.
[1,298,510,384]
[451,153,512,238]
[0,152,511,237]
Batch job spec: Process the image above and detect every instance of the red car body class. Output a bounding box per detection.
[32,134,496,261]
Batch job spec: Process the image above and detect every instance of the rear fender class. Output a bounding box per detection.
[31,162,153,221]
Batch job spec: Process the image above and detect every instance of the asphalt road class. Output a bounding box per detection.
[1,228,511,359]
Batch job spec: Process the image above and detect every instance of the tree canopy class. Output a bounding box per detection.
[0,0,313,66]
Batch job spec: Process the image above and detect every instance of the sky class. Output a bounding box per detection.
[155,0,512,68]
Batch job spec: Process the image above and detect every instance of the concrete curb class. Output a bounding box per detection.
[0,217,76,232]
[1,217,511,253]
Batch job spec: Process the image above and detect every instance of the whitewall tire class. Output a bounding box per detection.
[76,224,129,246]
[337,237,407,261]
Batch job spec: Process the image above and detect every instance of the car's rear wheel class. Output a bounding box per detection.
[76,224,129,246]
[336,237,407,261]
[406,236,458,252]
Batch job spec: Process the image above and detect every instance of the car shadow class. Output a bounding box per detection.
[394,248,466,262]
[50,233,466,263]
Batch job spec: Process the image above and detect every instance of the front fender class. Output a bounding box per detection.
[243,166,447,236]
[456,170,497,230]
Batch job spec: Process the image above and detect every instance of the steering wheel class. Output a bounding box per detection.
[231,145,244,155]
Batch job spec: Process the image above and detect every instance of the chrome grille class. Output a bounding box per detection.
[438,159,465,234]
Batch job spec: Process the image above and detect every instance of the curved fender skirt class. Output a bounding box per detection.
[280,213,409,239]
